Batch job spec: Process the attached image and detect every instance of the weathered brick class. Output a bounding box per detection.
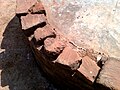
[78,56,100,82]
[44,38,66,56]
[34,25,56,41]
[28,2,45,14]
[21,14,46,29]
[56,47,82,66]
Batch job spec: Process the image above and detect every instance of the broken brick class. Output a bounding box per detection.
[56,47,82,66]
[44,38,66,56]
[21,14,46,29]
[28,2,45,14]
[34,25,56,41]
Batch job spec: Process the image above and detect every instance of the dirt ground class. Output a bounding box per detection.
[0,0,58,90]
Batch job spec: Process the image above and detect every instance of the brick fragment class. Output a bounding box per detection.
[28,2,45,14]
[34,25,56,41]
[56,47,82,66]
[21,14,46,29]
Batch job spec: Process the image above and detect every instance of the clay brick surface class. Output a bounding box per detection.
[56,47,82,66]
[28,2,45,14]
[21,14,46,29]
[44,38,66,55]
[78,56,100,82]
[34,25,55,41]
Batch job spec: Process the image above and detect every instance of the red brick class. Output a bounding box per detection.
[28,2,45,14]
[78,56,100,82]
[21,14,46,29]
[44,38,66,55]
[56,47,82,66]
[34,25,56,41]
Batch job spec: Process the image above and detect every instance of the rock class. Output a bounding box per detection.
[28,2,45,14]
[21,14,46,29]
[95,57,120,90]
[16,0,37,14]
[34,25,56,41]
[44,37,55,47]
[44,37,66,58]
[56,47,82,66]
[78,56,100,83]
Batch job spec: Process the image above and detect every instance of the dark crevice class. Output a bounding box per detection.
[40,46,58,61]
[16,13,28,17]
[31,37,44,47]
[29,10,46,16]
[94,83,111,90]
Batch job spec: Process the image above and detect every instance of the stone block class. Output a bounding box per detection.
[44,38,66,56]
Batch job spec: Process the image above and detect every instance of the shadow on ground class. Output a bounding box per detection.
[0,16,57,90]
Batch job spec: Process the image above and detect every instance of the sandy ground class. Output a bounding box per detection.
[0,0,57,90]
